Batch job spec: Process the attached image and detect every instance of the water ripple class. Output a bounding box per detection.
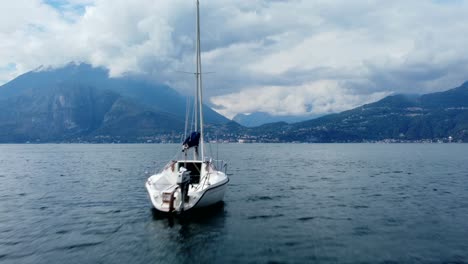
[0,144,468,263]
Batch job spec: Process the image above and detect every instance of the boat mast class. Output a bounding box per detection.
[196,0,205,161]
[194,19,199,135]
[193,0,199,160]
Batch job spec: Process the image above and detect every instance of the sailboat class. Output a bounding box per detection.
[145,0,229,213]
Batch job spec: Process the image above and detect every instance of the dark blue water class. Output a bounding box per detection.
[1,144,468,263]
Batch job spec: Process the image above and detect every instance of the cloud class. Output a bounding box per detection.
[211,80,390,118]
[1,0,468,118]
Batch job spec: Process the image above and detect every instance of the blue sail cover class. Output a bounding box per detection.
[183,132,201,149]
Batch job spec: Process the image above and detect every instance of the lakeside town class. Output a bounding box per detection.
[32,133,463,144]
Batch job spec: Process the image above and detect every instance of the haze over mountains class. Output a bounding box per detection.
[0,63,467,143]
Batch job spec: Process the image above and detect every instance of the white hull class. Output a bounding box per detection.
[193,180,228,208]
[145,160,228,213]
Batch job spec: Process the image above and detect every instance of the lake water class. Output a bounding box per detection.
[0,144,467,264]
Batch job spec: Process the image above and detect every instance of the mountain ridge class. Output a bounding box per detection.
[233,111,320,127]
[1,63,467,143]
[0,63,228,142]
[279,82,468,142]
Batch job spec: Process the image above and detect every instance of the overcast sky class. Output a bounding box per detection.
[1,0,468,118]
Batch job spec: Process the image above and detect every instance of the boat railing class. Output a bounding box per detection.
[211,159,228,174]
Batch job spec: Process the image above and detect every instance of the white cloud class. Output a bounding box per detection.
[1,0,468,118]
[248,30,413,76]
[211,80,389,118]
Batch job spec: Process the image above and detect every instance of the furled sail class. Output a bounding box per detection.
[183,132,201,150]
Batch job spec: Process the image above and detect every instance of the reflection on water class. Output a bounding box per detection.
[150,202,226,227]
[1,144,468,263]
[145,202,228,263]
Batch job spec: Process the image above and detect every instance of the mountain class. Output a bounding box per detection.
[259,82,468,142]
[233,112,319,127]
[0,63,229,123]
[0,63,229,142]
[2,63,467,143]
